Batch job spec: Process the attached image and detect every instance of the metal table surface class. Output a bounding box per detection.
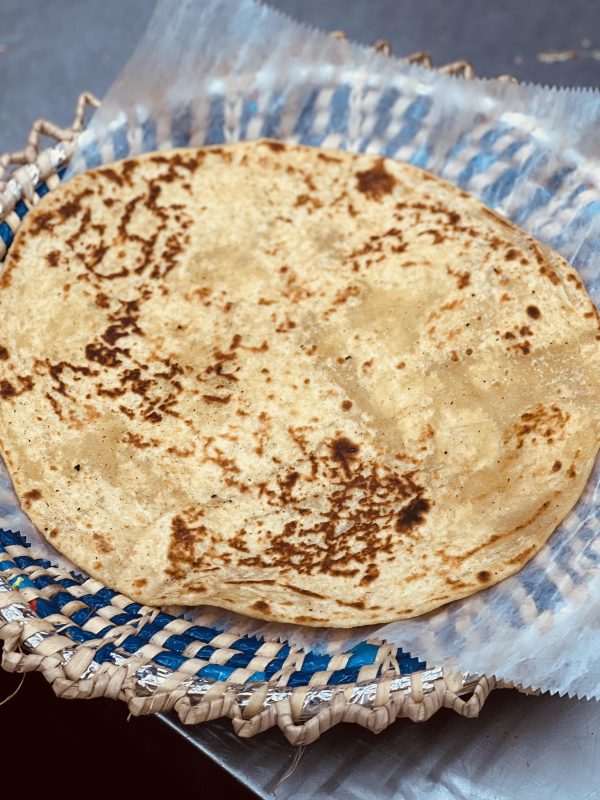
[160,689,600,799]
[2,1,600,798]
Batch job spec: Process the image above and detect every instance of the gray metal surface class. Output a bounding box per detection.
[161,689,600,799]
[2,0,599,153]
[2,1,600,797]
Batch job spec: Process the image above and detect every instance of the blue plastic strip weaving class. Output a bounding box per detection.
[0,529,426,684]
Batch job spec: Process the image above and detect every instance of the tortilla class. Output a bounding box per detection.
[0,140,598,627]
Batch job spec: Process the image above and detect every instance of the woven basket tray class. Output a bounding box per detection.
[0,55,504,743]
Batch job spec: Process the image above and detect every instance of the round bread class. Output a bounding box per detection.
[0,140,598,626]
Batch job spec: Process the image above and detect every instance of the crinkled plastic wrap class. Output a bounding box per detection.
[10,0,600,699]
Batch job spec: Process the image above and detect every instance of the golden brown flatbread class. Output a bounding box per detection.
[0,140,598,626]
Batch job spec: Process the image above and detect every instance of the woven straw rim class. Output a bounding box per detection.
[1,528,493,745]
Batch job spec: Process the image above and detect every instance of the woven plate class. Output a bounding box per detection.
[0,67,500,743]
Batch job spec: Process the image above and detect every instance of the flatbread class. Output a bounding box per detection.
[0,140,598,627]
